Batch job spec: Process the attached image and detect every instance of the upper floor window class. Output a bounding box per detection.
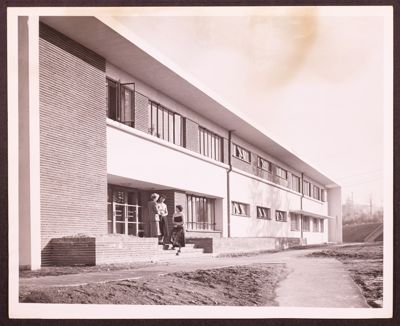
[275,210,287,222]
[312,185,321,200]
[148,101,184,146]
[303,180,311,197]
[107,78,134,127]
[232,144,251,163]
[232,201,250,217]
[258,157,272,173]
[257,206,271,219]
[292,175,301,192]
[275,166,288,180]
[321,189,327,202]
[199,127,222,162]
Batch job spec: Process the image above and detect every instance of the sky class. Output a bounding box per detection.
[116,7,390,207]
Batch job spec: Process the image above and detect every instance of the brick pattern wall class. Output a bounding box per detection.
[39,23,107,262]
[134,92,149,133]
[184,119,200,152]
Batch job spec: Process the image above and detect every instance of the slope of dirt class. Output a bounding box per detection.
[20,264,287,305]
[308,243,383,308]
[342,223,382,243]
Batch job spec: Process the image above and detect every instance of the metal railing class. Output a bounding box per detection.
[107,202,144,237]
[186,221,216,231]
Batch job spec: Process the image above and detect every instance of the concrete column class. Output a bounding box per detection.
[327,186,342,243]
[18,15,41,270]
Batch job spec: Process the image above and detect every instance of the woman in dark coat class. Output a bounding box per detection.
[170,205,186,255]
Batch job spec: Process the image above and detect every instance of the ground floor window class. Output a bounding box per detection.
[232,201,250,217]
[187,195,216,230]
[275,210,287,222]
[107,185,144,236]
[302,216,310,232]
[313,218,319,232]
[257,206,271,219]
[290,213,300,231]
[320,219,325,232]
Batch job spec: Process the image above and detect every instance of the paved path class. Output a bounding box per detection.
[19,248,369,308]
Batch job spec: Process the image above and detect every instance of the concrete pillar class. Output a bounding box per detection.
[18,15,41,270]
[327,186,342,243]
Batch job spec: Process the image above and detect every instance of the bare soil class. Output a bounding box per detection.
[20,264,287,305]
[308,242,383,308]
[20,262,157,279]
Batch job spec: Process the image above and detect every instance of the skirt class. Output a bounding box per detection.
[170,226,185,247]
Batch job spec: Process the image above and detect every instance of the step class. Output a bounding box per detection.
[151,252,214,262]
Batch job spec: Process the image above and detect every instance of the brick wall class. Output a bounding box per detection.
[134,92,149,133]
[184,119,200,152]
[39,23,107,263]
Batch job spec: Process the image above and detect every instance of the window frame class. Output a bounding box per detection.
[275,210,287,222]
[256,206,271,219]
[290,213,300,231]
[312,185,321,201]
[303,180,311,197]
[231,201,250,217]
[186,194,216,231]
[302,216,311,232]
[257,157,272,173]
[275,166,288,180]
[232,143,251,163]
[291,174,301,193]
[199,127,223,162]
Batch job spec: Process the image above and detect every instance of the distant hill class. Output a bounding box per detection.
[343,223,383,243]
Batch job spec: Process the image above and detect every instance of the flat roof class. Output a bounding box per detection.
[40,16,339,188]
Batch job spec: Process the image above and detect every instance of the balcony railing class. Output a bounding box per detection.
[107,202,144,237]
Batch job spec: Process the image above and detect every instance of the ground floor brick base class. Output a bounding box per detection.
[41,234,305,267]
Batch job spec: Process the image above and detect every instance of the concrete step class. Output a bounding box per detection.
[151,252,214,262]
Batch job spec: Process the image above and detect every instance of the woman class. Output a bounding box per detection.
[157,194,169,245]
[147,193,161,238]
[170,205,186,255]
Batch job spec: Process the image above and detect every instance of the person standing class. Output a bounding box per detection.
[157,194,169,245]
[147,193,161,238]
[170,205,186,255]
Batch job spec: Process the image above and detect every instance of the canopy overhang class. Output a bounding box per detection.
[290,210,335,220]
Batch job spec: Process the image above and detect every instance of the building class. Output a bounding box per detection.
[17,16,342,270]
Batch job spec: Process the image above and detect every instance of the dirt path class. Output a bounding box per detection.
[19,246,375,307]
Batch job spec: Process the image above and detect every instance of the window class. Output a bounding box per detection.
[258,157,272,173]
[292,175,301,192]
[302,216,310,232]
[321,189,327,202]
[320,219,325,232]
[275,166,288,179]
[290,213,300,231]
[303,180,311,197]
[148,101,184,146]
[275,210,287,222]
[313,218,319,232]
[257,206,271,219]
[186,195,215,230]
[199,127,223,162]
[107,78,135,127]
[232,144,251,163]
[232,201,249,216]
[107,185,144,236]
[312,185,320,200]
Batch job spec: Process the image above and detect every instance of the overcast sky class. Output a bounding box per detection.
[116,7,390,207]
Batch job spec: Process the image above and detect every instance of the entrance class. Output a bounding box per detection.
[107,185,144,237]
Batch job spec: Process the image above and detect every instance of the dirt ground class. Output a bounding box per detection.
[20,264,287,305]
[307,242,383,308]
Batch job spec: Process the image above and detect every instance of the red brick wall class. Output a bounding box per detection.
[39,23,107,262]
[134,91,149,133]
